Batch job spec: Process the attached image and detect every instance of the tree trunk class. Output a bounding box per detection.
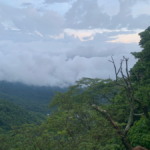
[121,136,133,150]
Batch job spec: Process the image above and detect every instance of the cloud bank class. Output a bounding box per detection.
[0,0,149,87]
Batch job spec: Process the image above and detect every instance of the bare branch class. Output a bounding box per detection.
[92,104,124,136]
[134,113,144,116]
[109,55,121,82]
[124,107,134,136]
[120,64,129,87]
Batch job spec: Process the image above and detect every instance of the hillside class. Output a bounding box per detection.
[0,99,45,132]
[0,81,67,115]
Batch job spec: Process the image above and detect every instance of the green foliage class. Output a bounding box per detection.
[48,78,126,149]
[130,26,150,83]
[46,107,116,149]
[0,81,67,115]
[0,123,53,150]
[0,75,149,149]
[0,78,121,149]
[108,90,130,126]
[128,116,150,149]
[1,26,150,150]
[0,99,45,131]
[139,26,150,47]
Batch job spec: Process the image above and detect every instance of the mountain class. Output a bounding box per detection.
[0,99,45,132]
[0,81,68,115]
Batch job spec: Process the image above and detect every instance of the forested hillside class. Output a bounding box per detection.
[0,27,150,150]
[0,99,45,133]
[0,81,67,115]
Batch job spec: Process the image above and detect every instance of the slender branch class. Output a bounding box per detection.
[120,64,129,87]
[124,107,134,136]
[109,56,126,88]
[92,104,124,136]
[76,113,91,131]
[134,113,144,116]
[124,57,134,92]
[123,57,130,79]
[109,55,121,82]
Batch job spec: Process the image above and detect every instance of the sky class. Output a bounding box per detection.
[0,0,149,87]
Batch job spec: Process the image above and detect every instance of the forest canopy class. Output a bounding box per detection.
[0,26,150,150]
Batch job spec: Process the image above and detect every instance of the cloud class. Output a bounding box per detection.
[0,41,138,87]
[21,2,33,7]
[45,0,72,3]
[108,33,140,43]
[0,23,4,31]
[66,43,141,58]
[0,2,24,21]
[64,0,150,30]
[0,38,141,87]
[65,0,110,29]
[0,0,147,43]
[13,8,64,35]
[108,0,150,29]
[128,14,150,29]
[132,0,150,17]
[58,33,81,43]
[0,0,148,87]
[0,2,65,42]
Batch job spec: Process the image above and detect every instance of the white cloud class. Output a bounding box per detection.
[13,8,64,35]
[108,33,140,43]
[0,2,64,41]
[64,0,150,30]
[97,0,120,16]
[0,0,148,87]
[44,0,72,4]
[131,0,150,17]
[0,39,141,87]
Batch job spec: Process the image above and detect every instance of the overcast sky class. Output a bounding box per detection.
[0,0,149,87]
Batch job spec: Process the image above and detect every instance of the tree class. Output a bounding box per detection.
[130,26,150,83]
[92,55,149,150]
[91,26,150,149]
[1,27,150,150]
[48,78,121,150]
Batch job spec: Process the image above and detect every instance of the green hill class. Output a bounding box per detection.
[0,99,45,132]
[0,81,67,115]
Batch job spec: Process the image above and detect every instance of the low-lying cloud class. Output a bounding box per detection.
[0,0,148,87]
[0,40,141,87]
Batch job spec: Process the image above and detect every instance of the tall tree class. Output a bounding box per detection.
[92,55,148,150]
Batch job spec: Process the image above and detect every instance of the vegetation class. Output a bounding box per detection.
[0,81,67,115]
[0,99,45,133]
[0,26,150,149]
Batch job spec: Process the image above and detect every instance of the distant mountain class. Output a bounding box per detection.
[0,81,68,115]
[0,99,45,132]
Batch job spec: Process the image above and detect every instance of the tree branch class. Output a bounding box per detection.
[109,55,121,82]
[134,113,144,116]
[92,104,123,136]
